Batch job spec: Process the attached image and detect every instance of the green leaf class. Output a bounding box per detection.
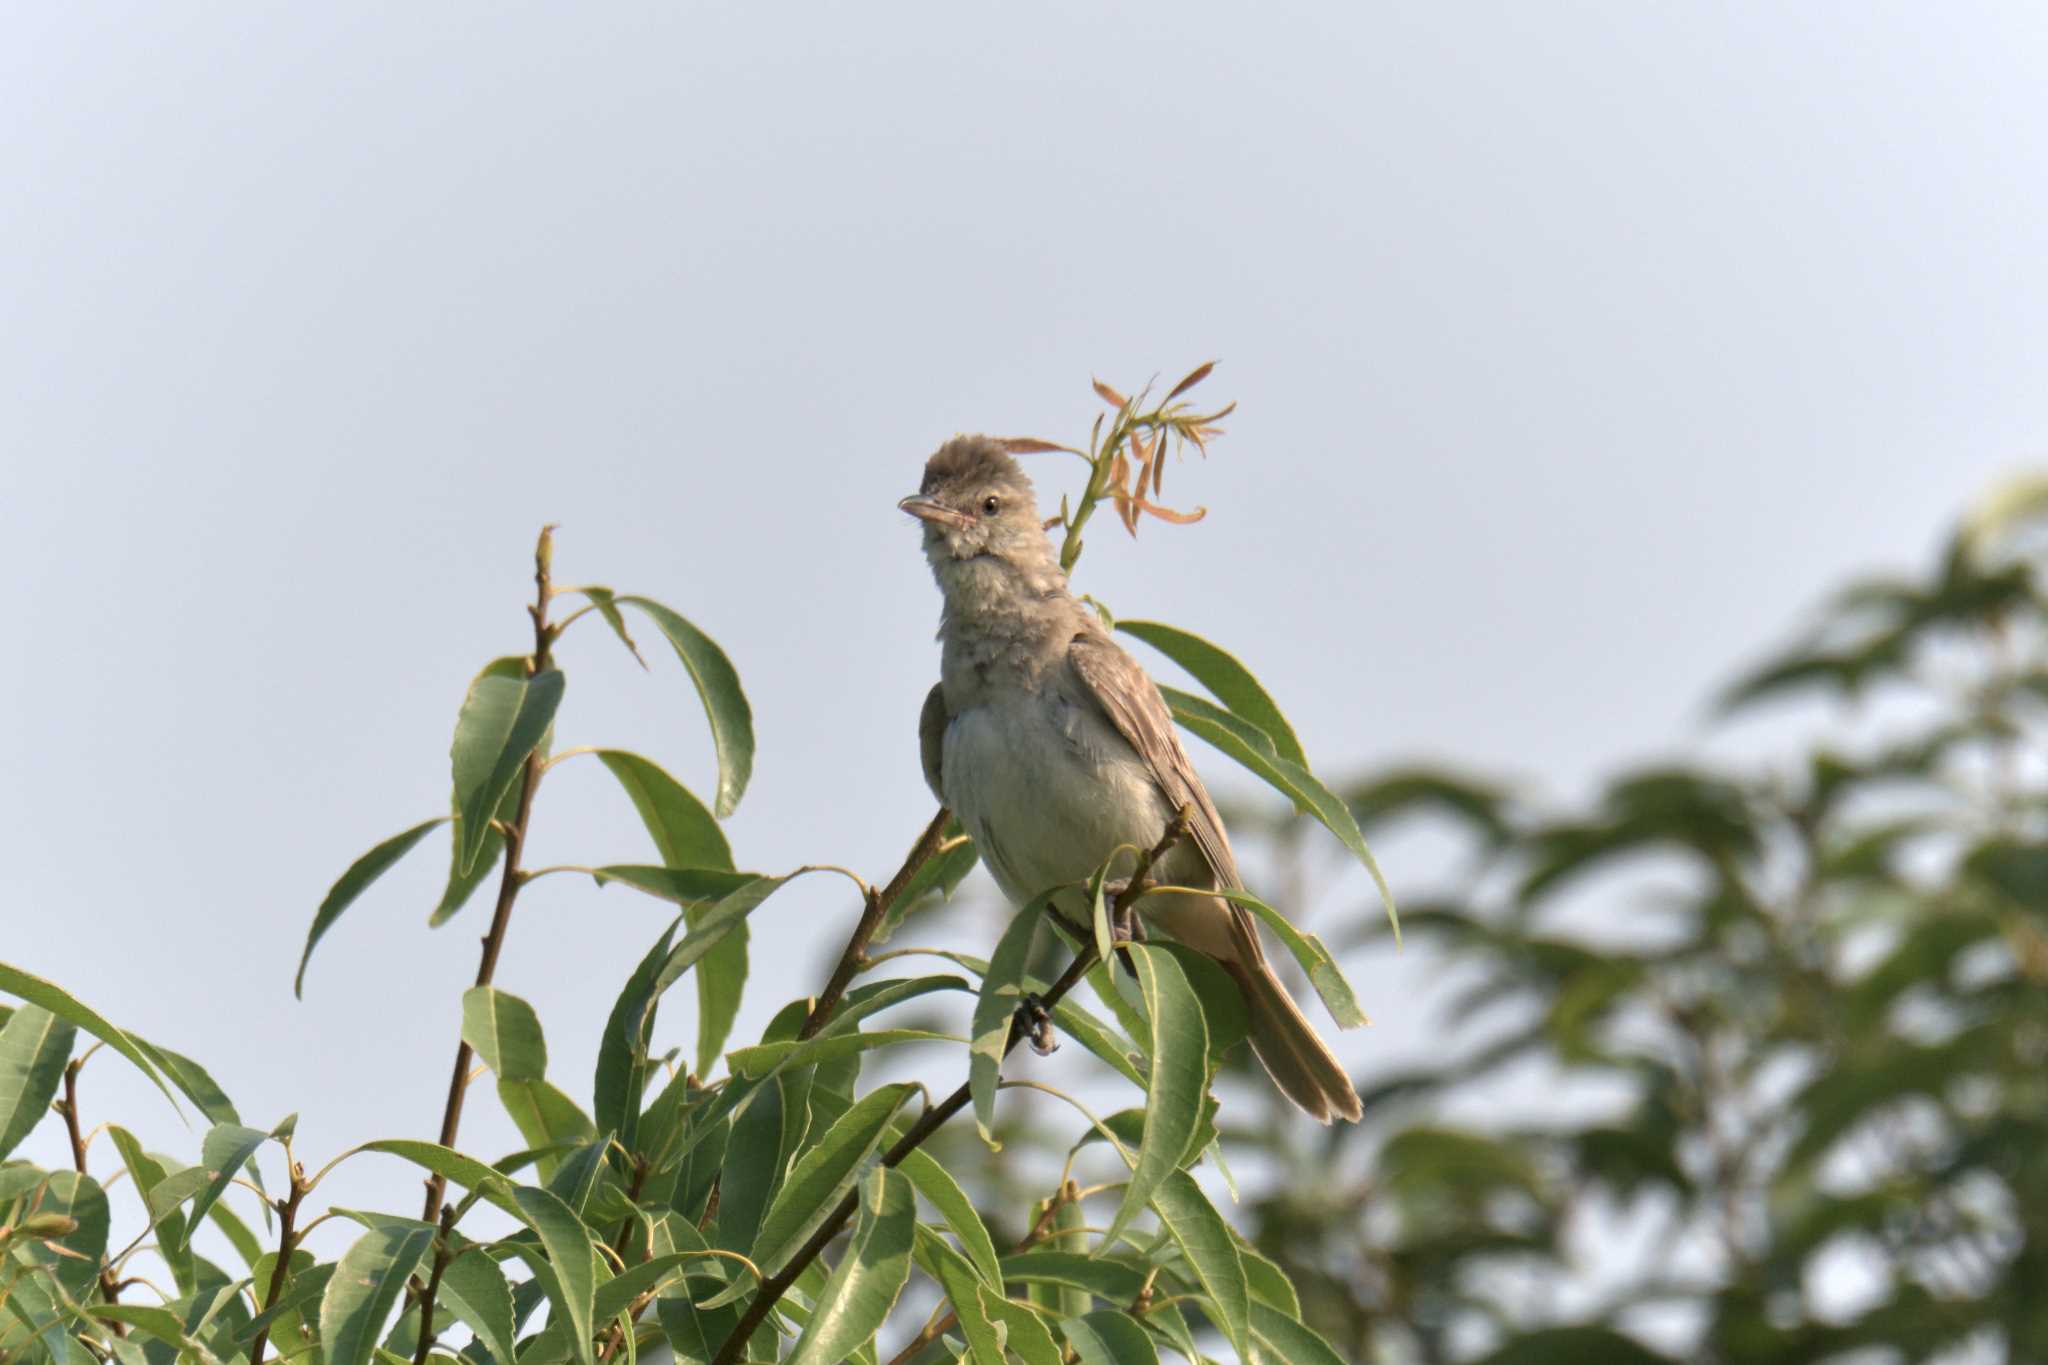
[512,1185,600,1365]
[175,1122,269,1253]
[618,597,755,818]
[1104,945,1208,1247]
[786,1166,916,1365]
[0,962,181,1114]
[134,1043,241,1125]
[598,750,733,872]
[999,1250,1147,1303]
[450,667,566,876]
[971,895,1048,1148]
[355,1139,521,1216]
[497,1081,597,1179]
[1236,1237,1299,1317]
[577,587,650,668]
[752,1083,916,1274]
[1161,698,1398,940]
[297,818,447,996]
[982,1290,1064,1365]
[1116,619,1307,766]
[1150,1170,1248,1358]
[897,1148,1002,1286]
[431,776,524,927]
[726,1029,958,1080]
[594,917,680,1144]
[1064,1310,1158,1365]
[437,1249,517,1365]
[320,1219,437,1365]
[1469,1327,1675,1365]
[1155,684,1278,761]
[1206,889,1369,1029]
[910,1227,1005,1365]
[0,1004,74,1159]
[714,1077,791,1262]
[17,1169,108,1303]
[462,987,548,1084]
[591,865,758,907]
[1248,1301,1347,1365]
[636,873,810,1044]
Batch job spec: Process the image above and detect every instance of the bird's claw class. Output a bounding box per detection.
[1015,993,1059,1057]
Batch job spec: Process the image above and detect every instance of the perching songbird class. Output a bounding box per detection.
[901,436,1363,1122]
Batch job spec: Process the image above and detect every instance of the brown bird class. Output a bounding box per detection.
[901,436,1362,1122]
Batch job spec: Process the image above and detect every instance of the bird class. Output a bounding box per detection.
[900,434,1363,1123]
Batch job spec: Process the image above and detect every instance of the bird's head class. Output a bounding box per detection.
[900,436,1053,571]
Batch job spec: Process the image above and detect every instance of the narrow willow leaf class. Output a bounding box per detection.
[450,668,566,876]
[1116,619,1306,766]
[689,912,748,1079]
[0,1004,74,1159]
[0,963,180,1113]
[1151,1170,1249,1357]
[1209,889,1369,1029]
[1162,699,1400,940]
[597,750,733,872]
[134,1042,241,1125]
[496,1081,597,1179]
[320,1220,437,1365]
[462,987,548,1083]
[355,1140,521,1216]
[175,1123,268,1253]
[657,1293,743,1365]
[998,1250,1147,1302]
[971,895,1049,1148]
[1155,685,1276,760]
[1249,1301,1347,1365]
[431,777,523,928]
[239,1253,329,1344]
[90,1305,217,1362]
[591,865,757,906]
[207,1195,265,1268]
[786,1166,916,1365]
[1065,1310,1159,1365]
[1236,1237,1299,1316]
[617,597,755,818]
[982,1289,1063,1365]
[297,818,446,996]
[594,917,680,1143]
[636,873,806,1041]
[1104,946,1208,1248]
[577,587,649,668]
[896,1148,1002,1286]
[511,1185,599,1365]
[437,1249,517,1365]
[752,1084,916,1274]
[910,1227,1004,1365]
[726,1029,957,1080]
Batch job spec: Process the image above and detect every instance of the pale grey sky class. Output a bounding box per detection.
[4,1,2043,1269]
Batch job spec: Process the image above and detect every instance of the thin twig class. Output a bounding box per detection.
[799,807,953,1042]
[55,1059,125,1333]
[411,525,558,1365]
[247,1164,308,1365]
[711,808,1192,1365]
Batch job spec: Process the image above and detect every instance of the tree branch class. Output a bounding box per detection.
[799,807,953,1042]
[55,1059,125,1333]
[247,1163,309,1365]
[711,808,1192,1365]
[412,525,558,1365]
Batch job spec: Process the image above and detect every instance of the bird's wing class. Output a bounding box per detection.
[918,682,949,805]
[1067,630,1242,889]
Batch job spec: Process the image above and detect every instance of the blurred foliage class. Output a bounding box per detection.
[1213,500,2048,1363]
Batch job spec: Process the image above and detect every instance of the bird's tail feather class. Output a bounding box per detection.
[1231,961,1364,1124]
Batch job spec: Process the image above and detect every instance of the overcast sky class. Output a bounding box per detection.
[5,2,2043,1265]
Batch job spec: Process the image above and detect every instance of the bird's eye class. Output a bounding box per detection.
[982,496,1001,515]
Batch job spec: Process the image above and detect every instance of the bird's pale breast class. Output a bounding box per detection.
[941,684,1171,905]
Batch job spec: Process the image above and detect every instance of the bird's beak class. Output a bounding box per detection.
[899,494,971,528]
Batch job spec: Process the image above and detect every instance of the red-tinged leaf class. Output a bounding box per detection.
[1138,497,1207,526]
[1092,378,1128,409]
[1164,360,1216,402]
[995,436,1072,455]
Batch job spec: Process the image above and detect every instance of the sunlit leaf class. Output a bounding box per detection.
[450,668,565,876]
[897,1147,1002,1286]
[971,894,1049,1148]
[296,818,446,997]
[1064,1310,1158,1365]
[0,962,181,1114]
[0,1004,74,1160]
[752,1083,916,1275]
[576,587,649,668]
[1150,1169,1249,1357]
[1104,945,1208,1247]
[174,1122,268,1253]
[511,1184,600,1365]
[785,1166,916,1365]
[462,986,548,1084]
[617,597,755,818]
[1117,619,1306,766]
[320,1218,437,1365]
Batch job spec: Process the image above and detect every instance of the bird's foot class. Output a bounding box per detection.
[1014,993,1059,1057]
